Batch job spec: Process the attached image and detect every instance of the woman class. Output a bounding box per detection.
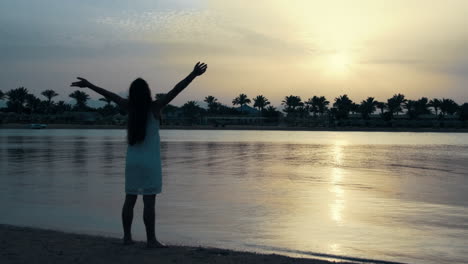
[71,62,208,247]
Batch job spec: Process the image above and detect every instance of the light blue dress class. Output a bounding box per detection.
[125,112,162,195]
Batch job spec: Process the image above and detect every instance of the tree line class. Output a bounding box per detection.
[1,87,468,122]
[278,94,467,121]
[0,87,123,116]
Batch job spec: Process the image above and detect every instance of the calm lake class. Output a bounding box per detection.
[0,129,467,264]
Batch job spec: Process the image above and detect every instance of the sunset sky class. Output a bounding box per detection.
[1,0,468,107]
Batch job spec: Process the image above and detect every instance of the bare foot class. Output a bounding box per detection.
[146,240,168,248]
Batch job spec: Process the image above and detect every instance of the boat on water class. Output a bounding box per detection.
[30,124,47,129]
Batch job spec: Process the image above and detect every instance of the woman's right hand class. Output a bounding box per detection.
[192,62,208,76]
[71,77,94,88]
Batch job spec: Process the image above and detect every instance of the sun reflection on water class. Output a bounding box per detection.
[330,142,346,225]
[329,243,342,254]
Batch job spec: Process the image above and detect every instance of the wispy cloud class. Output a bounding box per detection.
[1,0,468,105]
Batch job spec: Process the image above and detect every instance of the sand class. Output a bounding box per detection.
[0,225,352,264]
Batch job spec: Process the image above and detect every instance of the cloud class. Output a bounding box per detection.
[1,0,468,105]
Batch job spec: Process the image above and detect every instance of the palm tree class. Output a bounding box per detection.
[55,101,72,114]
[253,95,270,112]
[182,101,203,124]
[41,89,58,103]
[375,101,386,114]
[404,100,418,119]
[360,97,377,119]
[204,95,218,105]
[403,97,430,119]
[428,99,441,116]
[350,103,360,115]
[387,93,407,116]
[204,95,219,113]
[232,93,251,114]
[25,94,41,115]
[305,96,319,117]
[281,95,303,114]
[296,106,309,118]
[440,98,458,116]
[263,105,280,118]
[98,97,115,116]
[41,89,59,113]
[252,95,270,123]
[333,94,353,119]
[458,103,468,121]
[6,87,29,113]
[69,90,90,111]
[99,97,112,106]
[316,96,330,116]
[182,101,200,112]
[415,97,431,116]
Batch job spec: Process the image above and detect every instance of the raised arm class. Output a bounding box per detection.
[154,62,207,109]
[71,77,128,110]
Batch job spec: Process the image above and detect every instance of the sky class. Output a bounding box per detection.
[1,0,468,107]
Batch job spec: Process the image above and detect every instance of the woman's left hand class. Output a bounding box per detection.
[71,77,94,88]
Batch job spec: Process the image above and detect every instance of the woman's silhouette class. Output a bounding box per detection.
[71,62,208,247]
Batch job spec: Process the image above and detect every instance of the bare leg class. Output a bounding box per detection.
[143,194,166,248]
[121,194,137,244]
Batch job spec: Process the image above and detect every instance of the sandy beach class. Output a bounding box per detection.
[0,225,354,264]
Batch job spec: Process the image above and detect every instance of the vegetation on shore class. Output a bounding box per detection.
[0,87,467,128]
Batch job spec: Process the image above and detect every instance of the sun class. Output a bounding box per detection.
[328,52,352,75]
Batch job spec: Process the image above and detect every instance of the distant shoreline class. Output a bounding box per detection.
[1,123,467,132]
[0,224,356,264]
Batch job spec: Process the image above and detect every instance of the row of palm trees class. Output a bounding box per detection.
[206,93,467,120]
[0,87,121,116]
[1,87,467,121]
[279,94,462,119]
[204,94,276,114]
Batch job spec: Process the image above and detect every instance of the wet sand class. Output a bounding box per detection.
[0,225,351,264]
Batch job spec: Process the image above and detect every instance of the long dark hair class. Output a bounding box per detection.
[127,78,152,145]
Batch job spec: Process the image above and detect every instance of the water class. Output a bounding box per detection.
[1,129,467,264]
